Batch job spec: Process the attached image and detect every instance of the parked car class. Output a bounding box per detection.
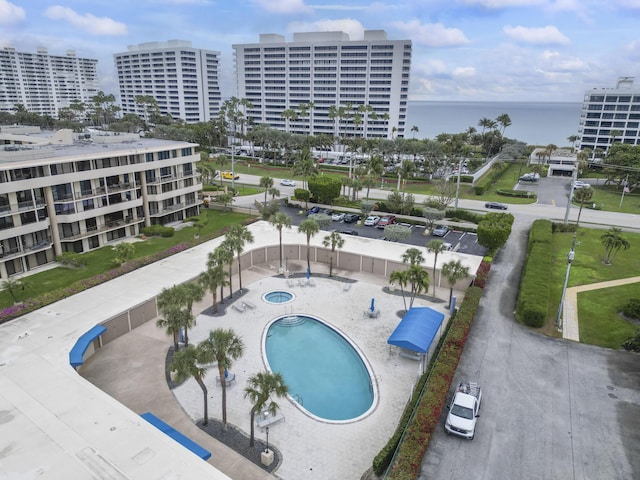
[221,171,239,180]
[339,229,358,236]
[485,202,508,210]
[364,215,381,226]
[444,381,482,440]
[307,206,321,215]
[343,213,361,223]
[331,212,346,222]
[376,215,396,229]
[573,180,591,189]
[280,179,296,186]
[432,225,450,237]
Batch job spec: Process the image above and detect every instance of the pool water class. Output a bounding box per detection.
[263,290,294,304]
[265,315,374,421]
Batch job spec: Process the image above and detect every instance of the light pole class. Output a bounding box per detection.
[265,426,269,453]
[454,158,462,210]
[556,232,577,332]
[563,168,578,226]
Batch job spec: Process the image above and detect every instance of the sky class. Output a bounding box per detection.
[1,0,640,103]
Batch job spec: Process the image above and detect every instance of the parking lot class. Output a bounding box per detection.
[281,203,487,257]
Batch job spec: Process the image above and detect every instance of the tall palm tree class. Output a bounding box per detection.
[411,125,419,139]
[298,218,320,274]
[269,212,292,271]
[426,239,446,298]
[567,134,579,151]
[220,238,236,299]
[401,247,424,266]
[496,113,512,136]
[292,146,317,189]
[260,176,274,204]
[199,328,245,430]
[157,284,197,346]
[389,269,409,312]
[210,245,233,303]
[199,263,228,313]
[405,264,430,309]
[226,224,254,292]
[441,259,470,307]
[322,231,344,277]
[244,371,289,447]
[601,227,630,264]
[169,344,210,424]
[156,306,189,351]
[573,186,594,227]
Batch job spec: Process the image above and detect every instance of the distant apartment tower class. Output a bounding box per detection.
[114,40,222,124]
[578,77,640,153]
[0,47,99,117]
[232,30,411,139]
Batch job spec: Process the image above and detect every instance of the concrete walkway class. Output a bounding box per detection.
[563,276,640,341]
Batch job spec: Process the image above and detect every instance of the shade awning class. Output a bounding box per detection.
[387,307,445,353]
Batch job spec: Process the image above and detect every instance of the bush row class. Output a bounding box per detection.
[496,188,537,199]
[516,219,553,328]
[445,208,483,224]
[373,287,484,478]
[474,163,508,195]
[141,225,175,237]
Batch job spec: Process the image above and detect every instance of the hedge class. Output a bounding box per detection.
[474,163,507,195]
[141,225,175,237]
[374,287,483,478]
[496,188,537,199]
[445,208,483,224]
[516,221,553,328]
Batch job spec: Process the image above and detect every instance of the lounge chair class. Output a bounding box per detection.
[343,283,352,292]
[216,373,236,385]
[287,279,295,288]
[232,303,246,313]
[308,278,316,287]
[243,300,256,309]
[256,410,285,431]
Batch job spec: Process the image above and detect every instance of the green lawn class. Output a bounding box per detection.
[0,210,250,309]
[578,284,639,349]
[574,184,640,215]
[547,228,640,343]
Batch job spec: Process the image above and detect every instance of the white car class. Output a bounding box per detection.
[444,381,482,440]
[573,180,591,189]
[364,215,380,226]
[280,179,296,187]
[331,212,346,222]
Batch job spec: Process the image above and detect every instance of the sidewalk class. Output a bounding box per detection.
[562,276,640,341]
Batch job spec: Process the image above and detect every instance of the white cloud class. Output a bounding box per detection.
[44,6,127,35]
[503,25,570,45]
[616,0,640,8]
[453,66,476,77]
[252,0,313,14]
[288,19,365,39]
[461,0,547,8]
[0,0,25,25]
[393,20,470,47]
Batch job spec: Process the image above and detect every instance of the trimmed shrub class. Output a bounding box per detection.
[141,225,175,237]
[473,260,491,288]
[56,252,87,268]
[622,332,640,352]
[527,219,553,253]
[496,189,536,199]
[517,242,551,328]
[621,298,640,319]
[445,208,483,224]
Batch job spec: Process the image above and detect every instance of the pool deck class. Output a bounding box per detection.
[1,221,471,480]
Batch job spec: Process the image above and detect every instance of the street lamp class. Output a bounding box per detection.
[265,427,269,454]
[556,232,577,332]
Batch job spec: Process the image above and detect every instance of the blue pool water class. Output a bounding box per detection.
[265,315,374,421]
[263,291,294,304]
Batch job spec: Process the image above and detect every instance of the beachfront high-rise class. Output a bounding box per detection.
[0,47,99,117]
[114,40,222,124]
[577,77,640,153]
[232,30,411,139]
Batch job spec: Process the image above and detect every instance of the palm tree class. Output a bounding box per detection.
[389,269,409,312]
[411,125,419,139]
[156,306,189,351]
[441,260,470,308]
[157,284,197,346]
[426,239,446,298]
[226,224,254,292]
[260,176,274,204]
[567,134,579,151]
[292,146,317,189]
[210,244,233,303]
[405,264,430,309]
[269,212,292,271]
[199,328,245,430]
[169,344,210,424]
[573,186,594,227]
[220,238,236,299]
[322,231,344,277]
[199,263,228,313]
[496,113,512,136]
[601,227,631,264]
[244,371,289,447]
[401,247,424,266]
[298,218,320,274]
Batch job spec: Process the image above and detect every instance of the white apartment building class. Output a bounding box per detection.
[0,127,201,279]
[233,30,411,139]
[0,47,99,117]
[114,40,222,124]
[577,77,640,153]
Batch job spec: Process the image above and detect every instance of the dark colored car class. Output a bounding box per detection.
[376,215,397,229]
[485,202,508,210]
[343,214,361,223]
[339,229,359,236]
[307,206,321,215]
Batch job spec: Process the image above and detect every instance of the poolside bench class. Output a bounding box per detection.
[140,412,211,460]
[343,283,352,292]
[232,303,246,313]
[69,324,107,368]
[216,373,236,385]
[256,411,285,431]
[399,348,424,361]
[242,300,256,310]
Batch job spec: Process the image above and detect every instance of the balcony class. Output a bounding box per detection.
[149,199,198,217]
[0,237,52,260]
[60,217,141,241]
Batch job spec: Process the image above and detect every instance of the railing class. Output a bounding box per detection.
[149,199,198,216]
[60,218,139,241]
[291,393,304,406]
[146,172,195,185]
[0,238,51,260]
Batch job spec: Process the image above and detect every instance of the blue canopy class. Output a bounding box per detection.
[387,307,445,353]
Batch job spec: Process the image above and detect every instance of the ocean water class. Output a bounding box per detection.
[405,101,583,147]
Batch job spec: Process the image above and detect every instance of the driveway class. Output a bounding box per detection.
[419,218,640,480]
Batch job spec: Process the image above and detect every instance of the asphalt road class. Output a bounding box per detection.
[418,218,640,480]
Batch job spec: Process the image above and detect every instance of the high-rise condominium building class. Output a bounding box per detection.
[0,127,201,279]
[578,77,640,153]
[114,40,222,124]
[0,47,99,117]
[233,30,411,139]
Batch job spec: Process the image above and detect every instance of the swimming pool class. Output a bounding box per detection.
[264,315,376,422]
[262,290,295,304]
